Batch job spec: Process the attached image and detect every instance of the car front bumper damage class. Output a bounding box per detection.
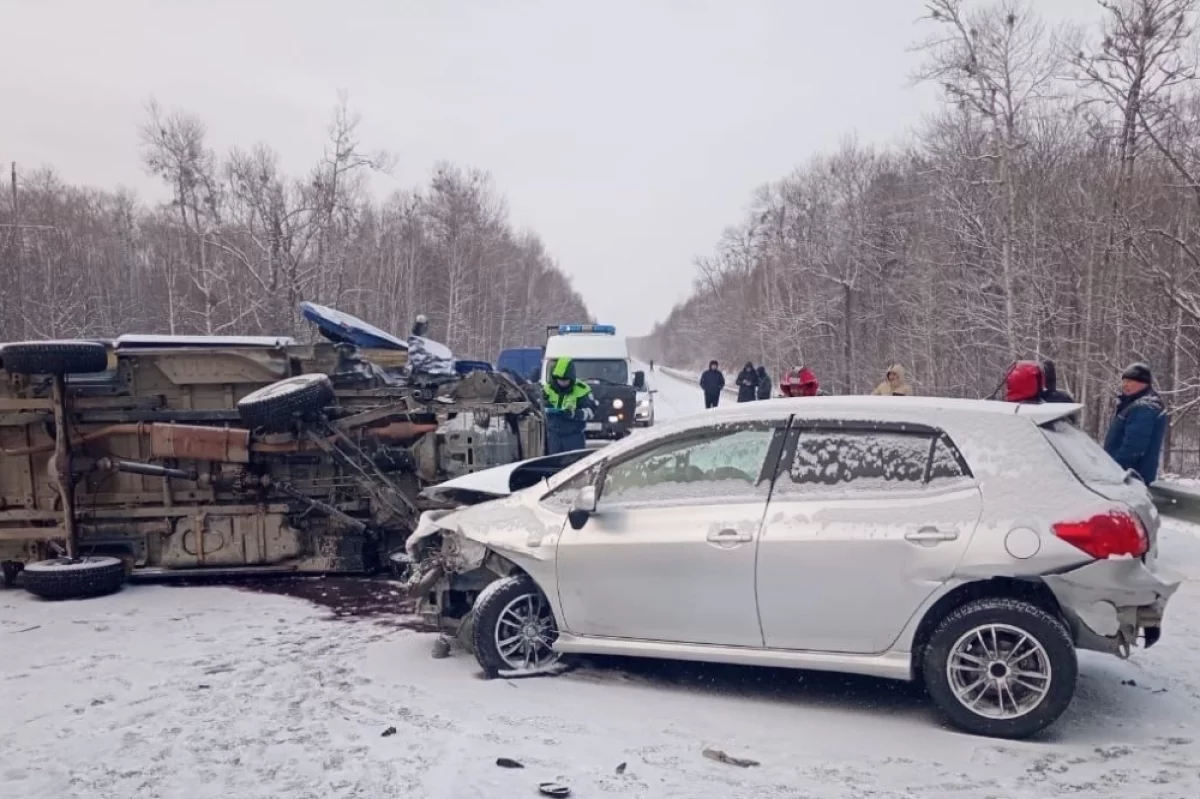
[1043,559,1181,657]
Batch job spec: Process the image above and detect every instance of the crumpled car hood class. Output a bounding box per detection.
[421,450,593,504]
[406,488,564,576]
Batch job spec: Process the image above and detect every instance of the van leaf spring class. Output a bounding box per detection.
[303,425,418,524]
[274,481,371,537]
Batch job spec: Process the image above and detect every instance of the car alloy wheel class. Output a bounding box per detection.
[946,623,1052,720]
[922,597,1076,739]
[493,592,559,671]
[470,575,562,677]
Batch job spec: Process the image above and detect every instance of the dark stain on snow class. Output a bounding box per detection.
[164,575,434,629]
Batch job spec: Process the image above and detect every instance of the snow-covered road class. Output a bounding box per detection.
[4,370,1200,798]
[636,362,717,423]
[4,523,1200,798]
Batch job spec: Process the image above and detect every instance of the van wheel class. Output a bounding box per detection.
[923,598,1076,739]
[22,556,126,600]
[237,374,335,432]
[471,576,562,678]
[1,341,109,376]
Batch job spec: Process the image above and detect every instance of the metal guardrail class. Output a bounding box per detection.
[1151,482,1200,524]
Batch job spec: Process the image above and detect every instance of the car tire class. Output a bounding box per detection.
[470,575,562,678]
[923,597,1076,739]
[1,340,109,376]
[236,374,335,432]
[22,556,126,600]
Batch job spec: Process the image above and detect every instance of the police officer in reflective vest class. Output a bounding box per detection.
[543,356,599,454]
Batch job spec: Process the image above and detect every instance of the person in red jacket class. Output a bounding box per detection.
[780,366,819,397]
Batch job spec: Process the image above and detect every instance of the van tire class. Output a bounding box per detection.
[237,374,335,432]
[22,556,126,600]
[2,341,109,376]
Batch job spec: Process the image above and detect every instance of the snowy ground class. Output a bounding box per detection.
[4,370,1200,798]
[638,362,712,424]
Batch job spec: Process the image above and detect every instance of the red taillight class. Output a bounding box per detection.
[1053,511,1147,559]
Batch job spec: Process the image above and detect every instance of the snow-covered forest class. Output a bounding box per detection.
[0,98,590,360]
[638,0,1200,465]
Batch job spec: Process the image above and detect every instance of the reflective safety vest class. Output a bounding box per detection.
[544,379,592,412]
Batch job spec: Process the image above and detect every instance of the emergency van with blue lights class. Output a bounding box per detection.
[542,324,644,440]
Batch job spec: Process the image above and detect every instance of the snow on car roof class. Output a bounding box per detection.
[622,396,1082,449]
[685,395,1080,423]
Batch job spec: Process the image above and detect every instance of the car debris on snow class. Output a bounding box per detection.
[430,636,452,659]
[702,748,761,768]
[495,758,524,769]
[538,782,571,797]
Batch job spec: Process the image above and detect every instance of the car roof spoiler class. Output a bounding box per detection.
[1014,402,1083,425]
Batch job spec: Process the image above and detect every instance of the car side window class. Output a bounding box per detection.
[540,466,601,512]
[599,427,778,506]
[928,435,971,483]
[778,429,935,494]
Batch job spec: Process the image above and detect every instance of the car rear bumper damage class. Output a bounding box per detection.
[1043,559,1181,656]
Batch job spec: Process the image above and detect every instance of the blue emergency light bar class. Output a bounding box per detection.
[557,324,616,335]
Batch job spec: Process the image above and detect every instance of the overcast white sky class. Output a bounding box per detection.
[2,0,1101,337]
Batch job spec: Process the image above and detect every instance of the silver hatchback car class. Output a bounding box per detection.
[403,397,1178,739]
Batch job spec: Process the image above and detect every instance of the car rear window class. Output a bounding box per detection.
[776,428,970,493]
[1041,419,1127,485]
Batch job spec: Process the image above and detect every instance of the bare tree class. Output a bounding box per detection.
[916,0,1069,358]
[1,98,589,366]
[646,0,1200,471]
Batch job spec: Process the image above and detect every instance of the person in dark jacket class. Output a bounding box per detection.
[755,366,771,400]
[543,356,599,454]
[736,362,758,403]
[1104,362,1168,484]
[1041,359,1075,403]
[699,361,725,409]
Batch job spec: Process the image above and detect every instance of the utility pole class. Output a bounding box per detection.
[9,161,16,219]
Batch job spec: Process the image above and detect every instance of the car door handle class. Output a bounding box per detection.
[905,527,959,543]
[707,528,753,545]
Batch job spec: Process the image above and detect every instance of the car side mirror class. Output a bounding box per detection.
[633,371,646,391]
[567,485,597,530]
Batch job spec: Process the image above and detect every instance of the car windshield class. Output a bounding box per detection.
[1042,419,1128,485]
[568,359,628,385]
